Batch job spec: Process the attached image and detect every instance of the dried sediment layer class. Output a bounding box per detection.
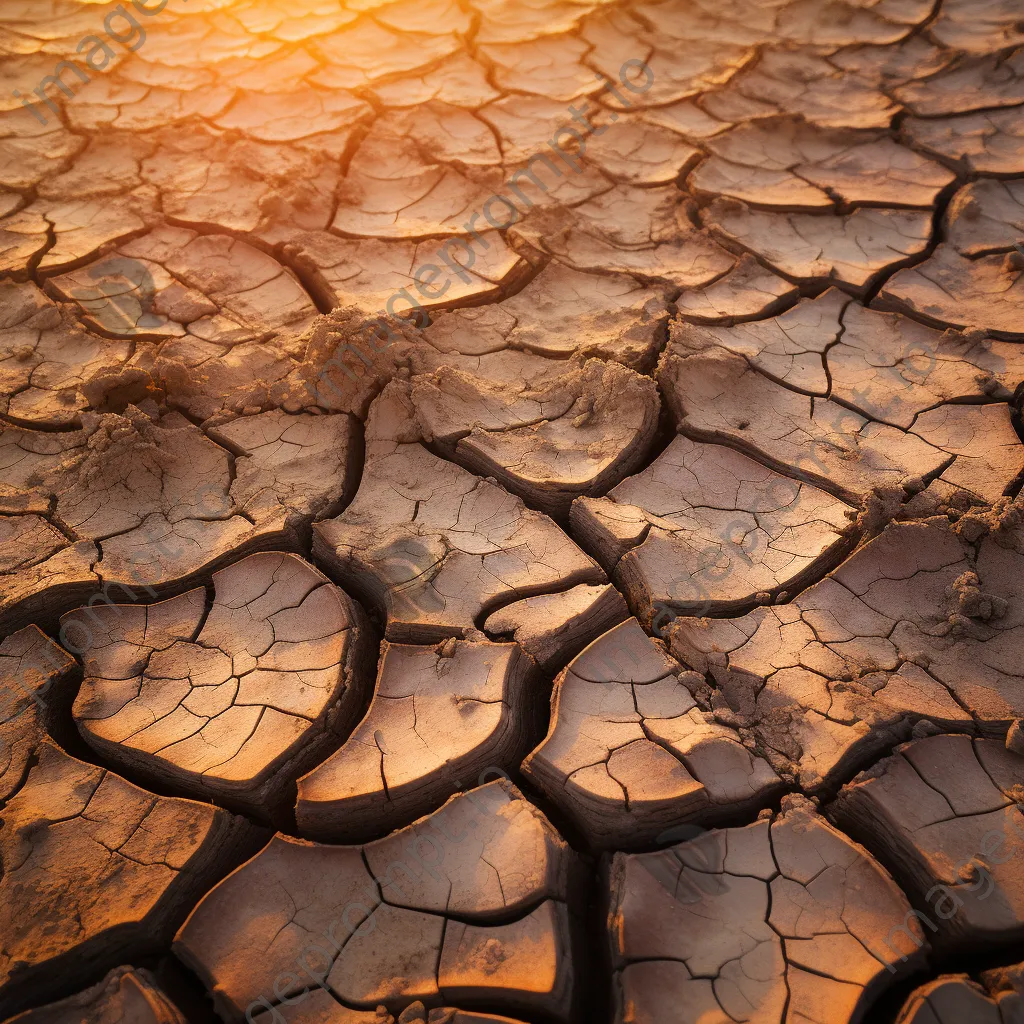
[1,0,1024,1020]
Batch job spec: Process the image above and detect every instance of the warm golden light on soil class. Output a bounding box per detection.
[1,0,1024,1022]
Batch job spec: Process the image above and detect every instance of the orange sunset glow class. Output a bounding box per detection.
[1,1,1023,1023]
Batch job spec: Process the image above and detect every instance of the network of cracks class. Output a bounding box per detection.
[2,0,1024,1022]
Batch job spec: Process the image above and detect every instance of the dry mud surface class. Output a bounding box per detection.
[1,1,1024,1022]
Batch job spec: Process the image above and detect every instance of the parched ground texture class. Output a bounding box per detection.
[1,0,1024,1022]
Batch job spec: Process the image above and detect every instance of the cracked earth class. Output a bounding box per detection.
[1,1,1024,1023]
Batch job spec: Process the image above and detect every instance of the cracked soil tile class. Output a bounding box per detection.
[296,637,540,841]
[0,624,76,804]
[0,740,258,1018]
[571,434,857,622]
[522,618,781,848]
[704,198,933,294]
[482,582,630,673]
[896,963,1024,1024]
[175,780,578,1022]
[421,262,671,372]
[63,551,372,818]
[878,181,1024,339]
[0,280,131,428]
[409,357,661,517]
[48,225,319,345]
[0,402,359,605]
[312,382,605,643]
[692,117,955,210]
[831,733,1024,951]
[903,107,1024,177]
[659,313,1024,506]
[249,993,530,1024]
[665,512,1024,791]
[608,794,927,1024]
